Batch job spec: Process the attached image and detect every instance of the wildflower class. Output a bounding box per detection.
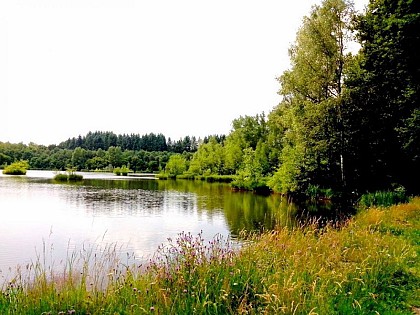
[150,306,155,311]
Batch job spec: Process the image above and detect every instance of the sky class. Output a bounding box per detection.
[0,0,368,146]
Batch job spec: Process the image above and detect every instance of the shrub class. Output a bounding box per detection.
[114,165,131,176]
[2,160,29,175]
[53,173,69,181]
[54,168,83,182]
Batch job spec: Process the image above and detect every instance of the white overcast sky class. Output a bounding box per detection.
[0,0,368,145]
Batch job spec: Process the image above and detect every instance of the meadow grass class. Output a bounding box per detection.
[1,199,419,314]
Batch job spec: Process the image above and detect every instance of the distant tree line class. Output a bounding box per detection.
[58,131,203,154]
[0,132,227,173]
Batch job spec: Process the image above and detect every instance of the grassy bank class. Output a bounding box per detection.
[1,199,419,314]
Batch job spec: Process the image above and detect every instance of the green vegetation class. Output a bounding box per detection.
[53,168,83,182]
[154,0,419,199]
[164,154,187,178]
[2,160,29,175]
[359,187,409,208]
[113,165,131,176]
[1,198,419,314]
[0,0,418,312]
[0,0,419,201]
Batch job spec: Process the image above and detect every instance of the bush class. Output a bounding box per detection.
[54,169,83,182]
[114,165,131,176]
[2,160,29,175]
[53,173,69,181]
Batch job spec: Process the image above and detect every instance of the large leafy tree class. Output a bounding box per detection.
[224,114,268,175]
[188,137,224,175]
[346,0,420,192]
[165,154,187,177]
[269,0,355,193]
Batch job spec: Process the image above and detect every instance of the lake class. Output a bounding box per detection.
[0,170,339,277]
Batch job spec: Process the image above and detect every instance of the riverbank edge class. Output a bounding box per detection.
[1,198,419,314]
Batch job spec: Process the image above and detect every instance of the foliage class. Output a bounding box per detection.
[113,165,131,176]
[268,0,355,195]
[231,147,269,192]
[0,142,176,174]
[188,137,224,175]
[1,0,419,199]
[53,168,83,181]
[223,114,269,175]
[164,154,187,178]
[1,198,419,314]
[58,131,201,154]
[2,160,29,175]
[345,0,420,192]
[306,184,335,200]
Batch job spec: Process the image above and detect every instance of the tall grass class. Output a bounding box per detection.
[1,199,419,314]
[359,189,409,208]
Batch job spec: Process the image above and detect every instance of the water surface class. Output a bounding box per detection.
[0,170,332,276]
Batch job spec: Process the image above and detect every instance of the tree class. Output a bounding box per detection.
[268,0,355,194]
[165,154,187,177]
[107,146,123,168]
[71,147,88,170]
[223,114,268,175]
[346,0,420,192]
[188,137,224,175]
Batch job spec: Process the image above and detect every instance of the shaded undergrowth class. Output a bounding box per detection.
[1,199,419,314]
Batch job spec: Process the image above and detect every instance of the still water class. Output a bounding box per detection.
[0,170,334,275]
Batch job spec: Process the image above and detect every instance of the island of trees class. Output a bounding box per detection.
[1,0,418,202]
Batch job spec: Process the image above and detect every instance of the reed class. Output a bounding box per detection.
[359,189,409,208]
[1,199,419,314]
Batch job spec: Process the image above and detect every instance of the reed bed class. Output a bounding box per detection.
[1,198,419,314]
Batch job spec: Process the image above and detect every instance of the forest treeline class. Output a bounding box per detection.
[0,132,224,173]
[57,131,207,153]
[1,0,419,197]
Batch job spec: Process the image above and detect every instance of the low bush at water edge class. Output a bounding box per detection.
[1,198,419,314]
[53,171,83,182]
[2,160,29,175]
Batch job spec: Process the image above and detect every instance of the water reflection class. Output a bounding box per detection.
[0,171,346,275]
